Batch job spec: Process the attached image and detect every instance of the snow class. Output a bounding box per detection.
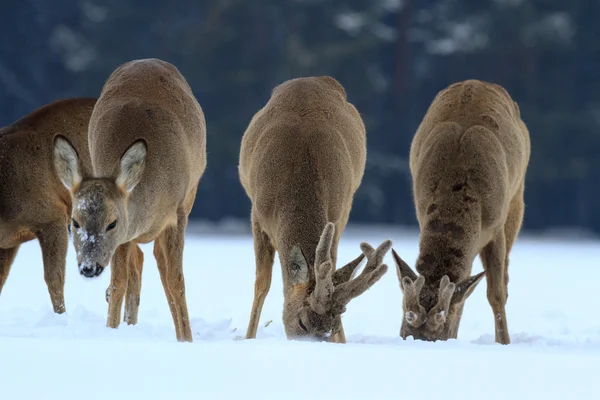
[1,227,599,399]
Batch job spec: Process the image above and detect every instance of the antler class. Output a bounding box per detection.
[307,223,391,316]
[425,275,456,330]
[308,223,336,314]
[400,275,425,327]
[331,240,391,314]
[393,249,426,327]
[392,249,458,329]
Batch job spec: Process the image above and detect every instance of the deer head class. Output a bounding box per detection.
[392,249,485,341]
[53,135,147,278]
[283,223,391,340]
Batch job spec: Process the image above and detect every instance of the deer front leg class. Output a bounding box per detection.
[246,214,275,339]
[163,212,193,342]
[330,322,346,344]
[480,230,510,344]
[106,243,130,329]
[124,244,144,325]
[154,236,182,338]
[0,245,19,296]
[36,223,68,314]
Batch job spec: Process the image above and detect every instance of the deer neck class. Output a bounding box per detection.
[277,214,330,292]
[415,228,477,284]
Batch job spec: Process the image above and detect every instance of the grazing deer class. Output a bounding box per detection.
[392,80,530,344]
[0,97,96,313]
[239,76,391,342]
[54,58,206,342]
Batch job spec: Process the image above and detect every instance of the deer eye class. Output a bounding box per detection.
[71,219,80,229]
[106,220,117,232]
[298,318,308,333]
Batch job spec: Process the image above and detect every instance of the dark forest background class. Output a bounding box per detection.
[1,0,599,234]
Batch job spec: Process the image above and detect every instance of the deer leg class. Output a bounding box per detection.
[246,214,275,339]
[330,326,347,343]
[480,230,510,344]
[106,243,131,329]
[164,211,193,342]
[154,235,182,338]
[0,245,19,295]
[36,223,68,314]
[503,187,525,295]
[124,244,144,325]
[449,302,466,339]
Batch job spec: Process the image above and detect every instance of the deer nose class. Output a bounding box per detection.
[79,262,105,278]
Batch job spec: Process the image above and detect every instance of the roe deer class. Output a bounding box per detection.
[239,76,391,342]
[0,98,96,313]
[392,80,530,344]
[54,58,206,342]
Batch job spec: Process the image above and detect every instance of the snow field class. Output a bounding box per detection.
[1,228,599,399]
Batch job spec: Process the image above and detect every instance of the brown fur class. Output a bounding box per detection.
[239,76,391,342]
[392,80,530,344]
[0,98,96,313]
[54,59,206,342]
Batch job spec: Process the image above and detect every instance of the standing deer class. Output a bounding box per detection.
[53,58,206,342]
[392,80,530,344]
[0,97,96,313]
[239,76,391,342]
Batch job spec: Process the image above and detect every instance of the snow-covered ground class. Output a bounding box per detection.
[1,227,599,399]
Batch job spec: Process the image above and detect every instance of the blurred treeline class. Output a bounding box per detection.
[1,0,599,233]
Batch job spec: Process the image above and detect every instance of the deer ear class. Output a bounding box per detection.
[289,246,309,286]
[54,135,82,191]
[332,253,364,286]
[392,249,417,290]
[116,140,147,193]
[451,271,485,305]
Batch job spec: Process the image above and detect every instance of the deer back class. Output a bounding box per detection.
[409,80,530,241]
[0,98,95,230]
[239,76,366,274]
[88,59,206,233]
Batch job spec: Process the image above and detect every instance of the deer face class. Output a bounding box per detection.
[54,136,147,278]
[69,180,125,277]
[282,223,391,341]
[391,249,485,342]
[284,283,339,340]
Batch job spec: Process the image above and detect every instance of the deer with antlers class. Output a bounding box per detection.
[0,98,96,313]
[392,80,530,344]
[239,76,391,342]
[53,59,206,342]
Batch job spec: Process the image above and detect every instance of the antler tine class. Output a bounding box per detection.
[426,275,456,330]
[360,239,392,274]
[315,222,335,268]
[308,260,334,314]
[402,275,425,327]
[332,264,388,314]
[332,239,392,312]
[332,253,365,286]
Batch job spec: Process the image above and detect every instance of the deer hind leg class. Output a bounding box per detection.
[36,223,68,314]
[480,229,510,344]
[106,242,132,329]
[503,187,525,296]
[0,245,19,295]
[246,212,275,339]
[162,210,193,342]
[154,235,182,338]
[124,244,144,325]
